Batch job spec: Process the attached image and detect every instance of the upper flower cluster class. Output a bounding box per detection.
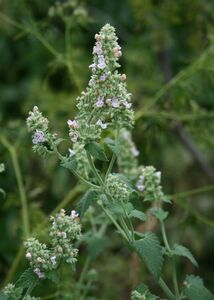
[68,24,134,144]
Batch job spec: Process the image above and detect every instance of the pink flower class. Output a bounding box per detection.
[67,120,79,129]
[96,96,104,108]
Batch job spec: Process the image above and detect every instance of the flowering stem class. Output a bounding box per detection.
[105,127,120,180]
[160,221,180,300]
[86,152,104,187]
[52,144,100,189]
[158,277,176,300]
[98,201,129,242]
[0,136,30,239]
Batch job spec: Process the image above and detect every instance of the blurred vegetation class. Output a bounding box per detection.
[0,0,214,299]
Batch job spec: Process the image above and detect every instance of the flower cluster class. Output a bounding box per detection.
[50,209,81,264]
[118,129,140,179]
[106,174,130,203]
[68,24,134,144]
[136,166,164,202]
[24,238,54,279]
[2,283,23,299]
[24,209,81,279]
[26,106,60,157]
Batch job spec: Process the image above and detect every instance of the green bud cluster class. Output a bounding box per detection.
[24,238,54,278]
[106,174,130,203]
[136,166,164,202]
[72,142,90,179]
[131,290,145,300]
[2,283,23,299]
[50,209,81,264]
[68,24,134,144]
[48,0,87,21]
[118,129,139,179]
[24,209,81,278]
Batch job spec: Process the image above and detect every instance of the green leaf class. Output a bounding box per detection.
[87,235,108,259]
[105,138,121,155]
[107,202,133,217]
[85,142,108,161]
[172,244,198,267]
[149,208,168,221]
[77,189,98,218]
[133,232,163,278]
[134,283,158,300]
[16,268,39,289]
[129,209,147,222]
[184,275,214,300]
[46,270,60,283]
[60,158,77,171]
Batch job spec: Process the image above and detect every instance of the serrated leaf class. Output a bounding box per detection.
[105,138,121,155]
[149,208,168,221]
[184,275,214,300]
[135,283,158,300]
[129,209,147,222]
[77,189,98,218]
[16,268,39,289]
[133,232,163,278]
[173,244,198,267]
[85,142,108,161]
[87,235,108,259]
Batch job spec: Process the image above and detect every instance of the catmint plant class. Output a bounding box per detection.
[24,23,214,300]
[2,24,213,300]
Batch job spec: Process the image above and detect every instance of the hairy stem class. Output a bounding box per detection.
[0,136,30,239]
[160,221,180,300]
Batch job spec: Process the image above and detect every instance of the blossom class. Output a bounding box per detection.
[106,98,112,105]
[70,132,78,143]
[131,147,139,157]
[93,41,102,55]
[32,130,46,145]
[26,252,32,260]
[122,100,132,109]
[136,182,145,192]
[71,210,79,219]
[96,96,104,107]
[68,148,75,157]
[67,119,79,129]
[50,256,57,265]
[34,268,45,279]
[89,63,97,71]
[112,97,119,108]
[97,119,107,129]
[97,55,106,69]
[88,79,94,86]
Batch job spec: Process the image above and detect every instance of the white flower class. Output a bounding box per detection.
[61,232,67,239]
[131,147,139,157]
[97,119,107,129]
[50,256,57,265]
[34,268,45,279]
[71,210,79,219]
[122,100,132,109]
[70,132,78,143]
[26,252,32,260]
[96,96,104,108]
[67,120,79,129]
[155,171,161,178]
[69,148,75,157]
[112,98,119,108]
[136,182,145,192]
